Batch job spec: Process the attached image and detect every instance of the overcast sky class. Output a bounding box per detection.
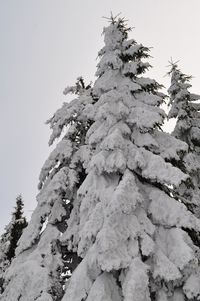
[1,0,200,233]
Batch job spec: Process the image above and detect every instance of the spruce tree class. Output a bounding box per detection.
[61,17,200,301]
[0,78,95,300]
[168,63,200,213]
[2,16,200,301]
[0,195,27,293]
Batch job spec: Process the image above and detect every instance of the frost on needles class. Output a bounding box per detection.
[2,16,200,301]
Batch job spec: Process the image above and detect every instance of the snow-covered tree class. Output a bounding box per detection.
[0,195,27,293]
[2,16,200,301]
[61,17,200,301]
[168,63,200,214]
[168,62,200,148]
[0,78,95,301]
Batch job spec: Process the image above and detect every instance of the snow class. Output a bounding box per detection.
[168,64,200,220]
[87,273,122,301]
[61,250,100,301]
[97,100,129,122]
[90,149,127,174]
[47,86,93,146]
[148,188,200,230]
[183,271,200,299]
[154,130,188,161]
[153,248,182,282]
[123,43,144,56]
[2,225,63,301]
[157,289,185,301]
[93,70,141,97]
[96,50,123,77]
[140,232,155,257]
[88,118,117,146]
[38,139,73,186]
[1,79,96,299]
[3,17,200,301]
[122,257,150,301]
[140,149,188,186]
[127,105,166,130]
[131,129,159,150]
[106,170,143,215]
[123,61,138,75]
[184,152,200,173]
[156,227,196,273]
[127,143,188,186]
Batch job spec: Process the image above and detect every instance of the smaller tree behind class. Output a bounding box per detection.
[0,195,27,293]
[168,63,200,212]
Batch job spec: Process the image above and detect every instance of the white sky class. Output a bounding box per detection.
[1,0,200,233]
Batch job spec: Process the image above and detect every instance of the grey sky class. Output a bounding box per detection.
[1,0,200,233]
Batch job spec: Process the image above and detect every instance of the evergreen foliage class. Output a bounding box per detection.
[168,62,200,147]
[61,17,200,301]
[0,78,95,300]
[2,16,200,301]
[168,63,200,213]
[0,195,27,293]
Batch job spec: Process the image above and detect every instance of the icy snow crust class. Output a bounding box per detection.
[2,18,200,301]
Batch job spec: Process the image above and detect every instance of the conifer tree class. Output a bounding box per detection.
[0,195,27,293]
[0,78,95,301]
[168,63,200,214]
[61,17,200,301]
[2,16,200,301]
